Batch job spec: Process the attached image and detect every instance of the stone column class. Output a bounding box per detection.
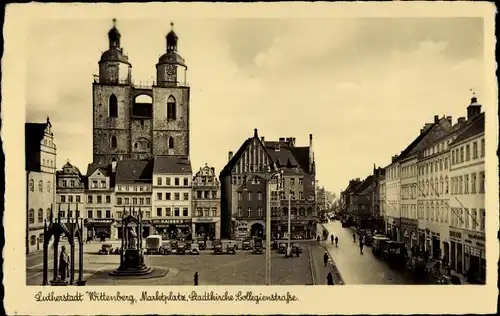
[52,234,60,281]
[42,242,49,285]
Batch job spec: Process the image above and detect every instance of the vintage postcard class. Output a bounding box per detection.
[2,1,498,315]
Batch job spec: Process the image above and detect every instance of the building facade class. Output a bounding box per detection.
[92,20,190,165]
[152,156,193,238]
[56,161,86,235]
[25,118,57,254]
[85,163,116,239]
[384,157,401,240]
[192,164,221,240]
[399,156,418,248]
[220,129,316,240]
[448,99,485,283]
[114,159,154,238]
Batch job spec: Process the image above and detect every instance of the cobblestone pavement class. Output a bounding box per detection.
[26,241,313,286]
[320,221,434,285]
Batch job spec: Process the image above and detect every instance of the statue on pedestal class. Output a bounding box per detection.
[58,246,70,281]
[126,227,138,249]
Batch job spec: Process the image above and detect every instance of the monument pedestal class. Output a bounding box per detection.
[50,279,69,286]
[109,249,153,276]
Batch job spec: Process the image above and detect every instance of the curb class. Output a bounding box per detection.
[307,245,317,285]
[319,223,346,285]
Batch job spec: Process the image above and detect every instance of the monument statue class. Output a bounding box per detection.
[58,246,70,281]
[127,227,138,249]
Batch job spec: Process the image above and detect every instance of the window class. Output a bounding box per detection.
[212,191,217,199]
[75,210,80,218]
[125,185,130,192]
[479,172,485,193]
[247,191,252,201]
[116,211,122,219]
[117,185,122,191]
[465,145,470,161]
[182,208,188,216]
[471,208,478,230]
[47,181,51,193]
[167,96,176,120]
[88,195,93,203]
[76,195,81,203]
[157,177,162,186]
[460,147,464,162]
[92,180,98,189]
[109,94,118,118]
[175,178,180,186]
[237,192,242,201]
[30,235,37,246]
[174,208,180,216]
[145,211,151,218]
[87,210,93,218]
[183,193,189,200]
[480,139,485,157]
[247,207,252,217]
[480,209,485,231]
[237,207,242,217]
[132,198,137,205]
[157,192,162,200]
[68,195,73,203]
[257,192,262,200]
[96,210,102,218]
[29,179,34,192]
[196,208,203,217]
[445,177,449,194]
[60,195,66,203]
[59,210,65,218]
[471,173,477,193]
[106,195,111,203]
[117,197,122,205]
[459,176,463,194]
[124,197,129,204]
[139,198,144,205]
[166,208,171,216]
[106,210,111,218]
[165,177,171,185]
[174,193,180,200]
[473,141,478,159]
[157,208,162,217]
[38,180,43,192]
[464,175,469,194]
[110,136,117,149]
[37,209,43,222]
[166,192,171,200]
[257,207,263,217]
[204,208,209,217]
[451,151,455,164]
[97,195,102,204]
[183,177,188,186]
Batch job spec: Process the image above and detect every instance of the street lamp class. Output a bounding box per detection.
[243,165,282,285]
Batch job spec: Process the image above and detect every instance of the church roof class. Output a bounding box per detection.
[153,156,192,174]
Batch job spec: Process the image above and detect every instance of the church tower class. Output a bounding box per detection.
[92,19,134,164]
[152,22,191,157]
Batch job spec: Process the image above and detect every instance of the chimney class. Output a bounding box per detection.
[457,117,466,124]
[228,151,233,162]
[447,116,452,125]
[309,134,313,147]
[260,136,265,142]
[279,137,286,142]
[434,115,439,123]
[391,155,398,163]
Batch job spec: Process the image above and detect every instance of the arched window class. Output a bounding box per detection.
[28,209,35,224]
[30,235,37,246]
[29,179,34,192]
[168,137,174,149]
[166,95,176,120]
[38,180,43,192]
[109,94,118,118]
[110,135,117,149]
[37,208,43,222]
[47,181,51,193]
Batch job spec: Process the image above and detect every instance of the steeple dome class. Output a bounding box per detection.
[108,18,121,49]
[166,22,178,52]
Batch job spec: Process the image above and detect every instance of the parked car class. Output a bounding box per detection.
[253,237,264,254]
[160,240,171,255]
[190,242,200,255]
[145,235,162,254]
[197,238,207,250]
[241,239,252,250]
[177,241,187,254]
[213,240,223,254]
[278,243,287,253]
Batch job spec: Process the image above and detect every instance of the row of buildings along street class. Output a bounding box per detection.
[338,94,486,284]
[25,20,336,256]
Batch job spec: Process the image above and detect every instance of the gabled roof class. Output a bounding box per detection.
[264,141,300,169]
[154,156,192,174]
[353,175,374,195]
[450,112,484,146]
[87,162,112,177]
[290,146,311,174]
[115,159,154,183]
[220,138,253,177]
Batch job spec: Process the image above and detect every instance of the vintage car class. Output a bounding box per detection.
[253,238,264,254]
[159,240,171,255]
[190,242,200,255]
[363,232,374,246]
[371,235,390,257]
[197,239,207,250]
[176,240,187,254]
[99,244,113,255]
[213,240,223,254]
[225,242,236,254]
[278,243,287,253]
[241,239,252,250]
[382,241,407,268]
[291,243,303,254]
[145,235,162,254]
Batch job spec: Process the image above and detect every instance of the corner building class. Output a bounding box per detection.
[93,20,190,165]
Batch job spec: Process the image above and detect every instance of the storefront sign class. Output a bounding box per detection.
[151,219,192,225]
[236,216,264,221]
[463,231,485,249]
[85,219,113,225]
[449,230,462,243]
[192,217,218,223]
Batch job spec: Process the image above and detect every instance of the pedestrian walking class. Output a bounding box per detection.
[323,251,329,267]
[194,272,199,286]
[352,232,356,243]
[334,236,338,247]
[359,239,364,254]
[327,272,334,285]
[330,234,334,244]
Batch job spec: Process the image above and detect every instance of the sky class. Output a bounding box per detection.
[25,17,486,196]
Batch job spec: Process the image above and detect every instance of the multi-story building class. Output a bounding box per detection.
[152,156,192,238]
[25,118,57,254]
[56,161,86,234]
[384,156,401,240]
[220,129,316,240]
[340,178,362,225]
[92,19,191,165]
[379,171,387,221]
[85,162,116,239]
[114,159,153,238]
[448,97,485,283]
[349,175,374,230]
[399,155,419,248]
[192,164,221,239]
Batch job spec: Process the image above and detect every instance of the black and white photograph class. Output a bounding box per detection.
[3,2,498,315]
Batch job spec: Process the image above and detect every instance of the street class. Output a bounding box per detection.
[321,221,432,284]
[26,241,314,286]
